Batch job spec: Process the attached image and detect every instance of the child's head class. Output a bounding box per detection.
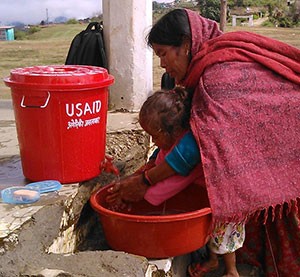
[139,87,192,150]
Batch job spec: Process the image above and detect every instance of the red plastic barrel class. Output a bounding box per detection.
[4,65,114,184]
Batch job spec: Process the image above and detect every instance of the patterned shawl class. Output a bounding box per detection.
[181,9,300,224]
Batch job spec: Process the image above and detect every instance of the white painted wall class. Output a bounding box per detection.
[103,0,153,112]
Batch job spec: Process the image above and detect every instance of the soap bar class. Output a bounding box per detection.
[1,187,40,204]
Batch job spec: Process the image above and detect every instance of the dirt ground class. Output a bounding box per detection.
[0,114,263,276]
[0,188,148,277]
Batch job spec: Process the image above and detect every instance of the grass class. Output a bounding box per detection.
[1,23,299,99]
[226,25,300,48]
[0,24,85,99]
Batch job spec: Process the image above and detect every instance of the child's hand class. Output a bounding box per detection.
[107,199,132,213]
[107,174,148,202]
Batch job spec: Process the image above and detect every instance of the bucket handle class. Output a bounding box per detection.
[21,92,50,108]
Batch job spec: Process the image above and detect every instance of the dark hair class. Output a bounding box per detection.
[147,9,191,48]
[139,87,192,137]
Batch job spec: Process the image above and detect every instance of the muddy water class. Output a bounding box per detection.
[0,156,27,190]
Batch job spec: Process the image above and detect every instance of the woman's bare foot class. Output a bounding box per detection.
[223,252,239,277]
[222,272,239,277]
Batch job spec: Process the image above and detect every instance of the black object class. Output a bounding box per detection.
[161,72,175,90]
[65,22,108,69]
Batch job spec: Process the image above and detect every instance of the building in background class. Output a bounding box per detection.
[0,26,14,41]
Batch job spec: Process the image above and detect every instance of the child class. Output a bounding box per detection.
[138,87,204,206]
[188,222,245,277]
[106,86,203,207]
[107,87,245,277]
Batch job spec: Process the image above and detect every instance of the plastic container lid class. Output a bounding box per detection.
[4,65,114,90]
[25,180,62,193]
[1,187,40,204]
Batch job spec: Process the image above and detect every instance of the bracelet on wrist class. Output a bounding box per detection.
[142,170,153,186]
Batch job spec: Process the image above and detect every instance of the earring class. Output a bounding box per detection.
[186,49,190,56]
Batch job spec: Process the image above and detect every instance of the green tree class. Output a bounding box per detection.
[66,18,78,24]
[197,0,221,21]
[267,0,297,27]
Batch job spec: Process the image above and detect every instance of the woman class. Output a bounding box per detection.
[109,8,300,277]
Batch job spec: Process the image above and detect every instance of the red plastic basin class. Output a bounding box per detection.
[90,183,212,258]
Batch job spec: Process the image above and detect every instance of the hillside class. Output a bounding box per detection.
[1,22,300,99]
[0,24,88,98]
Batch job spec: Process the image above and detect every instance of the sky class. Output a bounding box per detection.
[0,0,103,25]
[0,0,173,25]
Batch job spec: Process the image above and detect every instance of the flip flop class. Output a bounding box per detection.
[188,262,218,277]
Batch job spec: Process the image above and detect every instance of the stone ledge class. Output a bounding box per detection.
[0,102,192,276]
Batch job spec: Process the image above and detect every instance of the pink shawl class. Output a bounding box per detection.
[181,9,300,224]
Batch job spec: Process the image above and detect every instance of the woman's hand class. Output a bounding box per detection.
[105,184,132,212]
[106,174,148,203]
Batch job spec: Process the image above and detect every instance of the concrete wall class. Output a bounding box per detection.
[103,0,153,112]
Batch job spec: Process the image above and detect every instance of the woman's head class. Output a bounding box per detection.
[147,9,223,84]
[147,9,191,47]
[147,9,191,83]
[139,87,192,150]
